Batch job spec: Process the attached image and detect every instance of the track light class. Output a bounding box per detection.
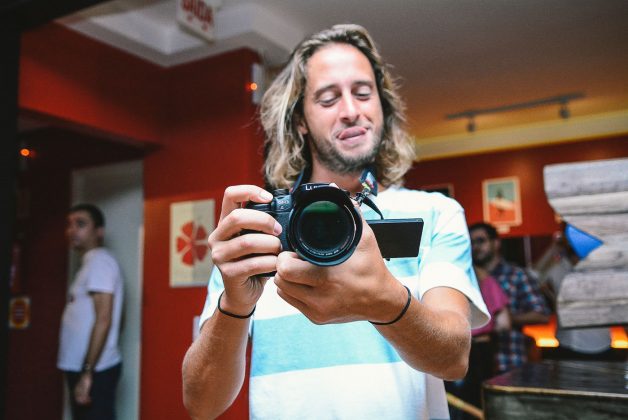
[467,116,476,132]
[559,102,570,119]
[446,92,584,132]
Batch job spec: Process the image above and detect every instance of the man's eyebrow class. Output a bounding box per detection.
[312,83,338,98]
[311,80,375,97]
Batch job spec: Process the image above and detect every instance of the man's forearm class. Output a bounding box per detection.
[83,317,111,371]
[84,292,114,372]
[374,288,471,381]
[182,312,250,420]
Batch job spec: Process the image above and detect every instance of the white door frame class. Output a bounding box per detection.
[64,160,143,420]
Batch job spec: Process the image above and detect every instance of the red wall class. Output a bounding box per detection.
[20,24,164,144]
[406,136,628,237]
[7,129,145,420]
[17,24,261,420]
[141,49,262,420]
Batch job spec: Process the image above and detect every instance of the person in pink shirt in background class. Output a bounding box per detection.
[473,265,511,338]
[446,265,510,419]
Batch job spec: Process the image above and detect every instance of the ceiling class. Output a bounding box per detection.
[55,0,628,159]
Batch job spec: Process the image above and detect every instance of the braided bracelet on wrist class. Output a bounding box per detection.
[370,285,412,326]
[217,291,256,319]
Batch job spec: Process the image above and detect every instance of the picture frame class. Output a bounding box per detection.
[482,176,522,227]
[170,198,215,287]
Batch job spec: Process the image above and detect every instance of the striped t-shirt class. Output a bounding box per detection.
[200,186,489,420]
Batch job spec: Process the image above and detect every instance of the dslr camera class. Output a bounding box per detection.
[245,183,423,268]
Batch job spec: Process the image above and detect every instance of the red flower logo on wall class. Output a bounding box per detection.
[176,221,209,266]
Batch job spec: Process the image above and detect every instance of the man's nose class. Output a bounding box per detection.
[339,94,359,123]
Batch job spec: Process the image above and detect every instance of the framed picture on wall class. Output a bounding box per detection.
[170,198,215,287]
[482,176,522,227]
[421,183,454,198]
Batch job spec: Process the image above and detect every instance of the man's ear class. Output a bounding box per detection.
[297,116,308,136]
[96,226,105,242]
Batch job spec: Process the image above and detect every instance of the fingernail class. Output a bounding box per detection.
[260,191,273,200]
[273,222,282,235]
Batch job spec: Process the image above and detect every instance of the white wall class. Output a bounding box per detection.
[65,160,143,420]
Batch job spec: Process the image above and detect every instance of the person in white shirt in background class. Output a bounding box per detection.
[58,203,124,420]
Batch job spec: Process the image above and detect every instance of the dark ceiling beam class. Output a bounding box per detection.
[0,1,109,416]
[1,0,108,31]
[0,16,20,420]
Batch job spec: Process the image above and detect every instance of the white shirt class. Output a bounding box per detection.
[58,248,124,372]
[200,187,489,419]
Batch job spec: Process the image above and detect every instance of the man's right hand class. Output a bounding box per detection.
[208,185,283,315]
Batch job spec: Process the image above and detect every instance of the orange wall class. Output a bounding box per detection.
[406,136,628,237]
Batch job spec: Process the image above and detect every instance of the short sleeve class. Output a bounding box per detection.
[85,251,118,294]
[418,199,489,329]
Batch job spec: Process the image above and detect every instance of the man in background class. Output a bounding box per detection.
[469,222,549,373]
[58,203,124,420]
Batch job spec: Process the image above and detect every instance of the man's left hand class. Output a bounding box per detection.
[274,220,406,324]
[74,372,93,405]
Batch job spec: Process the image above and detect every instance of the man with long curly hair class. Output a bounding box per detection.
[183,24,488,419]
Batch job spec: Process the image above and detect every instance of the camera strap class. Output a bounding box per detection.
[360,196,384,220]
[291,165,312,193]
[355,167,384,220]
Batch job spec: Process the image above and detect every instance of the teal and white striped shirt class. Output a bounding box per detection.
[200,186,489,420]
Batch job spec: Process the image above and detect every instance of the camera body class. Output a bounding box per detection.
[246,182,423,273]
[246,183,363,267]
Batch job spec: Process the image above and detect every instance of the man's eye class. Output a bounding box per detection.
[355,88,372,99]
[318,95,338,106]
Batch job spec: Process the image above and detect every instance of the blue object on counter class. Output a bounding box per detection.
[565,223,603,259]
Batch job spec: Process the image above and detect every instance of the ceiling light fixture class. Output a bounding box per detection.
[446,92,585,132]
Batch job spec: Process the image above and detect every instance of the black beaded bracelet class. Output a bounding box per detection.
[370,285,412,326]
[217,291,256,319]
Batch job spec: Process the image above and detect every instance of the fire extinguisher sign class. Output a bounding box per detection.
[9,296,31,329]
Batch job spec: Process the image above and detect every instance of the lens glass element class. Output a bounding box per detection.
[296,201,354,256]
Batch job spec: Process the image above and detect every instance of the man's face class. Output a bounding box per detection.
[470,228,498,267]
[298,43,384,175]
[66,210,102,252]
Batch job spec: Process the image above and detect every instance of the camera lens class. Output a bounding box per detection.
[296,201,354,256]
[288,184,363,266]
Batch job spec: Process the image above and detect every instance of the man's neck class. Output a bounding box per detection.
[310,162,363,194]
[483,256,501,273]
[76,243,100,257]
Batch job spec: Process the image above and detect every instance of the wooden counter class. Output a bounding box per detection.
[483,360,628,419]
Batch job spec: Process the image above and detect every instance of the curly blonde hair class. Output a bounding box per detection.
[260,24,415,189]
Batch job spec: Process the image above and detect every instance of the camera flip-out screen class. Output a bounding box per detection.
[367,218,423,259]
